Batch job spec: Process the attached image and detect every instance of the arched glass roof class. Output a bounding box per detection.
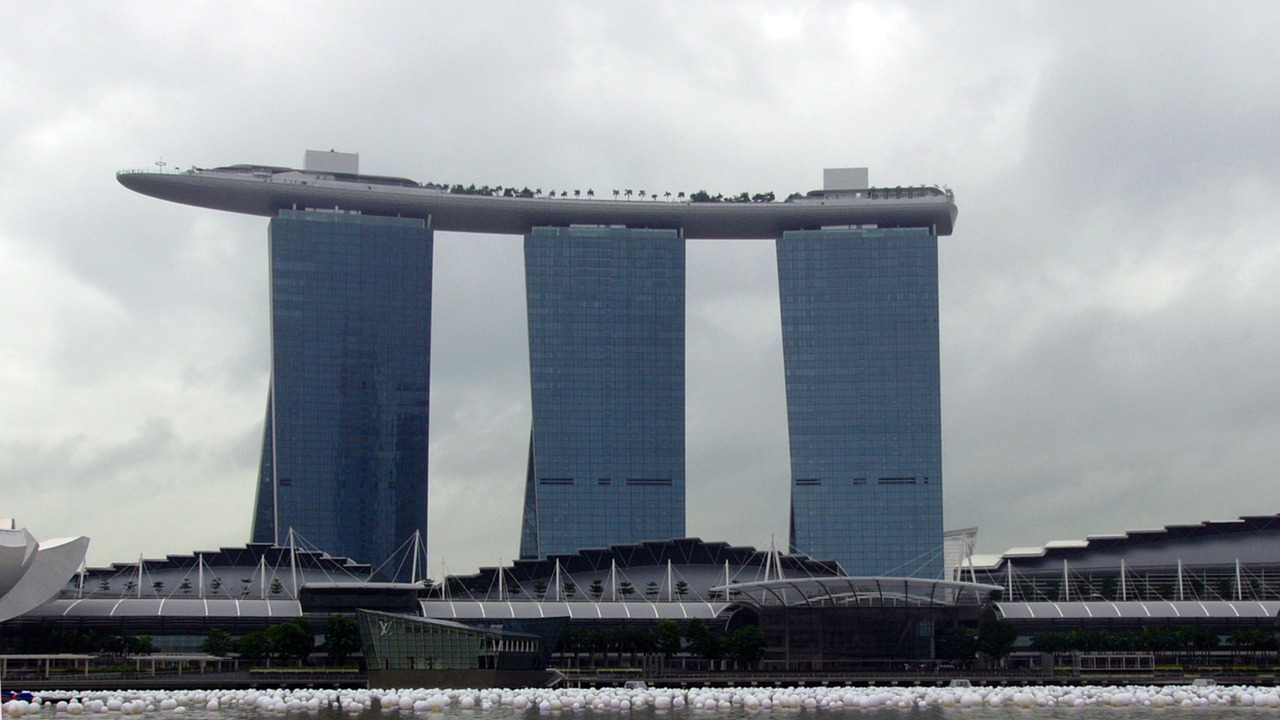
[28,597,302,619]
[420,599,730,621]
[713,577,1002,609]
[996,600,1280,620]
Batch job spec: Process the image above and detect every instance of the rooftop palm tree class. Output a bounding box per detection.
[624,189,633,200]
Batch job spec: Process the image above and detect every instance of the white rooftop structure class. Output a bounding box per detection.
[0,524,89,623]
[118,155,957,239]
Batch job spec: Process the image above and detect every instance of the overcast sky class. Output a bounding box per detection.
[3,2,1279,576]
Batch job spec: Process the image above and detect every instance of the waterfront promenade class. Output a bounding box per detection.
[4,667,1277,692]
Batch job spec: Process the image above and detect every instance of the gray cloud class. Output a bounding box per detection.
[3,1,1278,573]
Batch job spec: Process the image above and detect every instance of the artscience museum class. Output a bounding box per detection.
[0,520,89,624]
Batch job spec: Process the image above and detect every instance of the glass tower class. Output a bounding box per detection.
[777,227,943,578]
[251,210,432,576]
[520,227,685,559]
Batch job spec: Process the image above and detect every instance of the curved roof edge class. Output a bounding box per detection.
[445,537,843,596]
[969,513,1280,571]
[996,600,1280,620]
[77,541,384,579]
[716,576,1002,609]
[420,599,730,621]
[23,596,303,620]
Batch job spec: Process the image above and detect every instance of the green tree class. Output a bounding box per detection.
[613,625,651,665]
[202,628,234,656]
[102,634,127,657]
[645,581,659,599]
[1230,629,1251,663]
[589,579,604,599]
[237,631,271,666]
[126,635,156,655]
[52,629,97,654]
[1042,581,1060,602]
[97,578,109,592]
[1139,625,1175,652]
[1190,627,1220,659]
[562,581,576,599]
[179,578,192,595]
[619,581,635,597]
[977,615,1018,665]
[582,629,604,666]
[1099,576,1117,600]
[151,580,165,595]
[654,620,682,662]
[726,626,766,669]
[938,626,980,661]
[321,616,361,666]
[269,578,284,596]
[1191,577,1207,600]
[1216,578,1234,600]
[1248,629,1277,664]
[267,619,315,666]
[674,580,690,599]
[686,620,723,662]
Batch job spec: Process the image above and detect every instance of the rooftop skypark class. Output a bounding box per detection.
[118,158,957,239]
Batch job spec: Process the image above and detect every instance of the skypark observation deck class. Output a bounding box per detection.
[117,165,957,239]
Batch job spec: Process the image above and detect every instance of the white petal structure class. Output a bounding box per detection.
[0,526,39,597]
[0,523,89,622]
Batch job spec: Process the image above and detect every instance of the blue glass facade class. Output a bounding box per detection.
[520,227,685,559]
[777,228,943,578]
[251,210,432,576]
